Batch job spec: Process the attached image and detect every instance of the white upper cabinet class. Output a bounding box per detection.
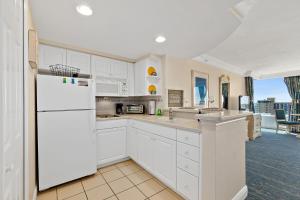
[111,60,128,79]
[39,45,91,75]
[127,63,135,96]
[92,55,128,79]
[39,44,66,70]
[66,50,91,75]
[91,55,111,77]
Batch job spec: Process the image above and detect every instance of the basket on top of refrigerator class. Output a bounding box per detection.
[49,64,80,77]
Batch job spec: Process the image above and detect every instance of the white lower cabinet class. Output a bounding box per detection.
[177,135,201,200]
[177,155,199,177]
[126,127,138,161]
[97,119,201,200]
[96,127,126,166]
[137,130,154,172]
[153,134,176,189]
[127,125,177,189]
[177,168,199,200]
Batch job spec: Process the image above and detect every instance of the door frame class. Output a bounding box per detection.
[24,1,37,200]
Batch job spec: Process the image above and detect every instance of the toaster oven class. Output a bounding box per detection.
[126,104,144,114]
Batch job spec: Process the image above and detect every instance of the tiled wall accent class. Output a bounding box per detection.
[168,90,184,107]
[96,96,163,115]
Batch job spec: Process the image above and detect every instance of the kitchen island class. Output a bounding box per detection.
[96,111,251,200]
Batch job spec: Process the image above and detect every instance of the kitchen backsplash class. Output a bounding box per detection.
[96,96,163,115]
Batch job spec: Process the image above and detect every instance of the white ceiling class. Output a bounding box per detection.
[30,0,241,60]
[196,0,300,78]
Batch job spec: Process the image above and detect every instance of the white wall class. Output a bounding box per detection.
[161,56,246,110]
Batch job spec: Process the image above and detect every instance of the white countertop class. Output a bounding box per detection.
[97,114,201,132]
[96,110,253,132]
[196,110,252,123]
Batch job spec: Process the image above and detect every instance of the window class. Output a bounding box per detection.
[254,78,291,114]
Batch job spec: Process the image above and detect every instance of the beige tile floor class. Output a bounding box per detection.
[37,160,184,200]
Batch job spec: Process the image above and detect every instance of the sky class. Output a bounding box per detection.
[254,78,292,102]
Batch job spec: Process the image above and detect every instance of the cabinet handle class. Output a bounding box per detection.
[184,136,189,141]
[184,165,189,169]
[184,151,189,155]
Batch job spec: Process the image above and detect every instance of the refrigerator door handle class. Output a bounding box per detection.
[91,79,96,109]
[90,110,96,143]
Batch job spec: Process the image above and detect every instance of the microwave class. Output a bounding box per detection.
[95,78,128,97]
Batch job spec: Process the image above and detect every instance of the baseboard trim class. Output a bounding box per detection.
[232,185,248,200]
[97,157,130,169]
[32,186,37,200]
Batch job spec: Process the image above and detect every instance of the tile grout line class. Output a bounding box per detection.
[41,160,172,200]
[102,168,121,200]
[147,188,168,199]
[80,180,89,200]
[124,171,148,199]
[104,161,151,199]
[118,161,170,199]
[120,165,167,199]
[56,180,86,200]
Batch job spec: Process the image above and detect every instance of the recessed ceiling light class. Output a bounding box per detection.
[155,35,166,43]
[76,3,93,16]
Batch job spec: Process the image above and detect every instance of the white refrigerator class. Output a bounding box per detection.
[37,74,96,190]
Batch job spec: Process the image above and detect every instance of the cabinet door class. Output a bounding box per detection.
[127,63,135,96]
[137,130,154,172]
[126,127,138,161]
[153,135,177,188]
[39,44,66,70]
[67,50,91,75]
[91,55,111,78]
[110,60,128,79]
[96,127,126,165]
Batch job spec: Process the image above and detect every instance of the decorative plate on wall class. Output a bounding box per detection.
[147,66,157,76]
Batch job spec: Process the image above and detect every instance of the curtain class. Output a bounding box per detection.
[245,77,255,112]
[284,76,300,122]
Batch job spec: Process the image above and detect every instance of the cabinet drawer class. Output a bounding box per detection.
[96,119,127,129]
[177,142,199,162]
[177,168,198,200]
[132,120,176,140]
[177,155,199,177]
[177,130,200,147]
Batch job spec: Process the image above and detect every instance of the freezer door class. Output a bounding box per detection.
[38,110,96,190]
[37,74,95,111]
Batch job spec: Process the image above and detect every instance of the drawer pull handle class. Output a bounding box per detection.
[184,165,189,169]
[184,151,189,155]
[184,136,189,140]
